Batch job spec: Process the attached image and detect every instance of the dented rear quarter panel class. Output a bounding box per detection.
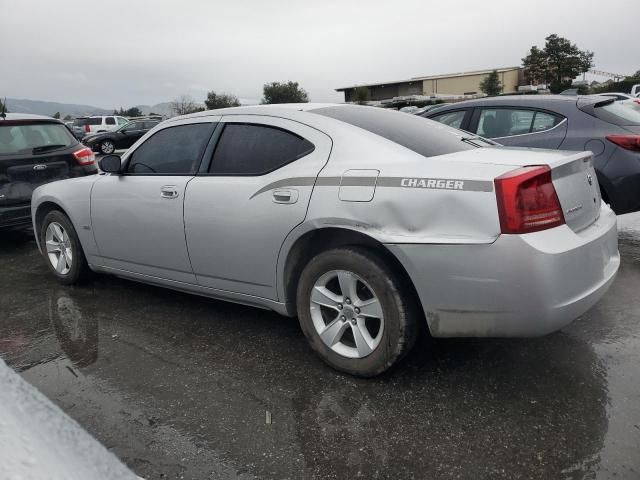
[304,132,512,245]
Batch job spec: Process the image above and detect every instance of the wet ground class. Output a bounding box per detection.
[1,215,640,480]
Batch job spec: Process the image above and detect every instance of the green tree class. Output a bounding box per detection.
[204,91,240,110]
[63,114,72,121]
[522,46,547,85]
[479,70,503,96]
[262,81,309,104]
[353,86,371,104]
[123,107,142,117]
[521,34,594,93]
[53,112,61,119]
[0,98,7,115]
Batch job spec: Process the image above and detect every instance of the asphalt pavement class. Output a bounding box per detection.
[1,214,640,479]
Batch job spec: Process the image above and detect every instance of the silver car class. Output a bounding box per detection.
[31,105,620,377]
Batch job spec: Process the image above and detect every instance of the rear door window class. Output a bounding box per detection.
[208,123,314,175]
[476,109,561,138]
[126,123,214,175]
[105,117,115,125]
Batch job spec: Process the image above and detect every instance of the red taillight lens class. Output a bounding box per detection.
[606,134,640,152]
[494,165,565,234]
[72,146,96,166]
[84,124,90,133]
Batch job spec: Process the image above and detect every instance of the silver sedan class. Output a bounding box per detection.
[32,104,619,376]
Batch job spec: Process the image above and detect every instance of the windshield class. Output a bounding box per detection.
[0,122,76,156]
[116,122,135,132]
[593,100,640,126]
[311,105,477,157]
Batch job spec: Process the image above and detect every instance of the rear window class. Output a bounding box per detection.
[73,118,101,126]
[592,100,640,126]
[311,105,476,157]
[0,123,76,156]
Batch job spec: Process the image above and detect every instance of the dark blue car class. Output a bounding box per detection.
[424,95,640,214]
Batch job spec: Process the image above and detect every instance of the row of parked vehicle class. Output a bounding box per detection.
[0,93,636,376]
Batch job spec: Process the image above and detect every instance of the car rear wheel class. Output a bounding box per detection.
[40,210,90,285]
[296,247,419,377]
[99,140,115,155]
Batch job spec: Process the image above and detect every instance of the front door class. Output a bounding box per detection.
[184,115,332,300]
[91,120,218,283]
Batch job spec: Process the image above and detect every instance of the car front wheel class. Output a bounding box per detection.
[297,247,419,377]
[99,140,115,155]
[40,210,91,285]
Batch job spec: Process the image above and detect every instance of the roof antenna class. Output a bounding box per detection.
[0,98,6,120]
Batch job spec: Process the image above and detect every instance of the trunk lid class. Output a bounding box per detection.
[0,150,73,205]
[550,153,601,232]
[442,146,601,232]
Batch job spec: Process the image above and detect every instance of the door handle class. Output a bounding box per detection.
[160,185,179,199]
[272,189,298,204]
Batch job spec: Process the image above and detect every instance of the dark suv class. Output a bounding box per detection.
[0,113,98,229]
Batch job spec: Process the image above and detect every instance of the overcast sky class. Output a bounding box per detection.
[1,0,636,108]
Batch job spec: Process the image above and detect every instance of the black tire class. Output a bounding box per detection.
[40,210,91,285]
[296,247,419,377]
[99,139,115,155]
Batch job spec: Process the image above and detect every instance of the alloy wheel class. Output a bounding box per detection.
[309,270,384,359]
[100,140,115,155]
[45,222,73,275]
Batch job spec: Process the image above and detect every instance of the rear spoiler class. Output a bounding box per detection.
[576,96,615,116]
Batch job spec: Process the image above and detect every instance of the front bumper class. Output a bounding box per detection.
[387,204,620,337]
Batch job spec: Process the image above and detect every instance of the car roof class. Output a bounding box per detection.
[421,94,619,116]
[0,112,61,122]
[169,103,341,120]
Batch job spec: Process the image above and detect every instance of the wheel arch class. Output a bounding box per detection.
[34,201,72,252]
[279,226,424,319]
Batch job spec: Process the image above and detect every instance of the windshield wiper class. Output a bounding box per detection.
[32,144,67,154]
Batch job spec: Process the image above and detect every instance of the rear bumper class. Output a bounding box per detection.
[0,204,32,229]
[387,204,619,337]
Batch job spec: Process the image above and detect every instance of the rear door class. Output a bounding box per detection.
[470,107,568,148]
[184,115,332,299]
[0,121,79,206]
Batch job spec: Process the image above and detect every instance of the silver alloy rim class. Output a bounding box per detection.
[45,222,73,275]
[310,270,384,359]
[101,140,114,154]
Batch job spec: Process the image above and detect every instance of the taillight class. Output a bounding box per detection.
[494,165,565,234]
[606,134,640,152]
[84,124,90,133]
[72,146,96,166]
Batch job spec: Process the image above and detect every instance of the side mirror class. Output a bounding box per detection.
[98,155,122,173]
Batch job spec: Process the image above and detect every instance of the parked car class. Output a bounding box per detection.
[71,115,129,139]
[83,120,161,155]
[424,95,640,214]
[0,113,97,230]
[32,105,618,377]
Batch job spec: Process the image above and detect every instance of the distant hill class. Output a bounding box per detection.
[4,98,112,118]
[3,98,198,119]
